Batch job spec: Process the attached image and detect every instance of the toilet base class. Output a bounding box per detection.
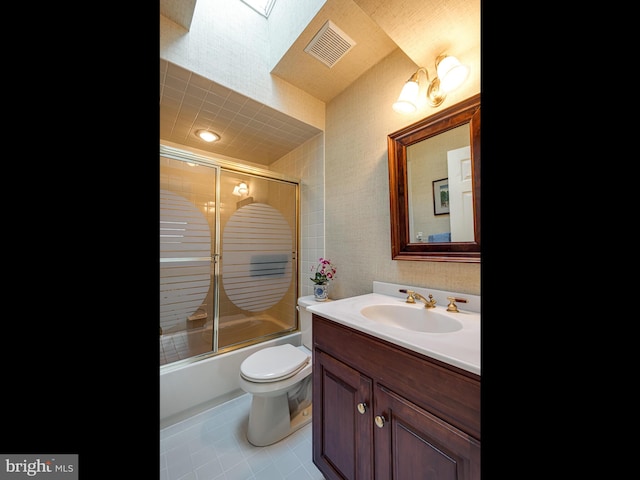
[289,403,312,435]
[246,393,312,446]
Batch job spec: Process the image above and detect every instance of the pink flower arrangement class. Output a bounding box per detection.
[310,257,337,285]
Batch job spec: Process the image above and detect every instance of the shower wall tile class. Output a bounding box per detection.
[271,132,325,298]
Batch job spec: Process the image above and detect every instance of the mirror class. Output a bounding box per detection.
[387,93,480,262]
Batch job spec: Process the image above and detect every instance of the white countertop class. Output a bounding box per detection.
[307,289,480,375]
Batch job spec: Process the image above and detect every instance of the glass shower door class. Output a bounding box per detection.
[217,169,298,352]
[160,152,299,367]
[160,157,217,366]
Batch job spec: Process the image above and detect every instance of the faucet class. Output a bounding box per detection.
[399,289,436,308]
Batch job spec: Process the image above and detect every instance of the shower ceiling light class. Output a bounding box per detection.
[232,182,249,196]
[195,129,220,142]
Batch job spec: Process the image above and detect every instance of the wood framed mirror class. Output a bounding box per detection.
[387,93,480,262]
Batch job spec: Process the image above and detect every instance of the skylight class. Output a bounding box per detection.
[240,0,276,18]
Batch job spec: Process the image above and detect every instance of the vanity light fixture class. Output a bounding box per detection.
[232,182,249,196]
[195,129,220,142]
[392,54,469,113]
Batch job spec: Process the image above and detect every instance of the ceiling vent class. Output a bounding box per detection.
[304,20,356,68]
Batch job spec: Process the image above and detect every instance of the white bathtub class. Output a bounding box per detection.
[160,332,301,428]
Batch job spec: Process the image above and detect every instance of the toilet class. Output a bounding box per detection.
[239,295,326,446]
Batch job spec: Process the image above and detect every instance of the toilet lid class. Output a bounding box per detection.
[240,344,310,382]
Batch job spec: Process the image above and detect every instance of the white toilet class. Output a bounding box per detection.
[239,295,325,446]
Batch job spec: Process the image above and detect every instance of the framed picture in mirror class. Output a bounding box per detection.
[432,178,449,215]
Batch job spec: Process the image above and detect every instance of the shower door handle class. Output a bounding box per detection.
[211,254,219,277]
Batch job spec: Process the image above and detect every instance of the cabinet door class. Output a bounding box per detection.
[374,385,481,480]
[313,349,374,480]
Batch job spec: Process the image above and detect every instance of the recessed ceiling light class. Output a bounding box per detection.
[195,129,220,142]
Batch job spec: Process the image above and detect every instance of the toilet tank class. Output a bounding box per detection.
[297,296,332,349]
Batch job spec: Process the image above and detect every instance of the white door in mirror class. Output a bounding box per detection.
[447,146,474,242]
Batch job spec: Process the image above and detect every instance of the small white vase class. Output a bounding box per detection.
[313,283,329,301]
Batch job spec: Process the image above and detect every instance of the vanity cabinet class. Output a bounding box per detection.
[312,314,480,480]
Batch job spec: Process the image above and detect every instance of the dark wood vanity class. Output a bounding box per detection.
[312,313,480,479]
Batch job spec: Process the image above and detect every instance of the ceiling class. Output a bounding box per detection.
[160,0,480,166]
[160,59,324,165]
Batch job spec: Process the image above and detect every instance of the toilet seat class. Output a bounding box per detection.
[240,344,310,383]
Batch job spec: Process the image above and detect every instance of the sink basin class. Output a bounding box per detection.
[360,305,463,333]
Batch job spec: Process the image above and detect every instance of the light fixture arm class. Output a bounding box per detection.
[407,66,431,84]
[410,65,445,107]
[416,65,446,107]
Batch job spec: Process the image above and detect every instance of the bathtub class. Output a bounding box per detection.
[160,331,301,428]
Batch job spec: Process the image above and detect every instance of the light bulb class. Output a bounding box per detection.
[436,56,469,93]
[233,182,249,196]
[196,130,220,142]
[393,80,419,114]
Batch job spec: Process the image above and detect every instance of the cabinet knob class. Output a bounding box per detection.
[374,415,386,428]
[357,402,367,414]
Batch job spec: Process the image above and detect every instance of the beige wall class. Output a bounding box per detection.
[324,48,480,298]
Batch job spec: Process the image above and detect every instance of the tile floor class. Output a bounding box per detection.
[160,393,325,480]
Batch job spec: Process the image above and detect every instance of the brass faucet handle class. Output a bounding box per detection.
[404,290,416,303]
[425,294,437,308]
[446,296,459,312]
